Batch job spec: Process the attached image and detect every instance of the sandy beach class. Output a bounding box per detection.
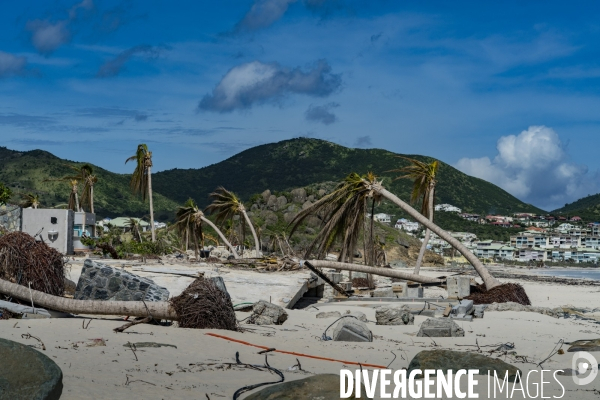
[2,261,600,399]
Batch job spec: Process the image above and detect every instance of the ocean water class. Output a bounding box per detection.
[533,268,600,280]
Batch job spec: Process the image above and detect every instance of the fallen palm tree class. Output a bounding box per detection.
[0,278,177,319]
[306,260,444,284]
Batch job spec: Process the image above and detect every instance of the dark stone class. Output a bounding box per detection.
[408,350,521,382]
[100,267,112,276]
[139,281,149,291]
[94,289,109,300]
[88,270,96,279]
[133,292,143,301]
[127,281,138,290]
[0,338,63,399]
[567,339,600,352]
[108,277,122,292]
[82,285,93,297]
[244,374,371,399]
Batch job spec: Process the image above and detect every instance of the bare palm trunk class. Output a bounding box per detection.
[0,278,177,319]
[147,166,156,242]
[201,216,240,259]
[308,260,443,284]
[414,182,435,274]
[75,192,80,212]
[193,228,199,260]
[375,186,501,290]
[90,184,94,214]
[241,209,260,257]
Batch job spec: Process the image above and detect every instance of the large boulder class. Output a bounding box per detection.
[290,188,307,204]
[276,196,288,209]
[408,350,521,382]
[261,189,271,202]
[417,318,464,337]
[332,318,372,342]
[0,338,63,399]
[249,300,288,325]
[376,307,414,325]
[244,374,372,399]
[75,259,169,302]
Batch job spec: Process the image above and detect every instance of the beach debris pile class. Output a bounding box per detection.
[465,282,530,306]
[170,277,238,330]
[225,256,302,271]
[0,231,65,296]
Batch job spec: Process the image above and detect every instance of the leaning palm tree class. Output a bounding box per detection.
[290,172,379,264]
[174,198,239,259]
[205,187,260,257]
[298,173,501,290]
[388,157,439,274]
[126,144,156,242]
[126,218,144,242]
[19,193,41,209]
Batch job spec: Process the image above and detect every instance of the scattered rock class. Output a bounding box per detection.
[244,374,372,399]
[316,311,342,319]
[261,190,271,202]
[408,350,521,382]
[302,200,313,210]
[332,318,372,342]
[345,310,368,322]
[474,305,486,318]
[417,318,464,337]
[75,259,169,302]
[248,300,288,325]
[290,188,307,204]
[0,338,63,399]
[276,196,287,209]
[556,368,579,376]
[376,307,414,325]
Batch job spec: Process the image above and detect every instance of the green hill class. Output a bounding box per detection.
[153,138,543,215]
[0,147,179,221]
[552,193,600,222]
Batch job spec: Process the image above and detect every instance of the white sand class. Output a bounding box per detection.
[2,263,600,399]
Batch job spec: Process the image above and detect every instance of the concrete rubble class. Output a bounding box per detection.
[331,317,372,342]
[417,318,465,337]
[375,306,415,325]
[248,300,288,325]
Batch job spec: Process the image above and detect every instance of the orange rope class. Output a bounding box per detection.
[204,332,387,369]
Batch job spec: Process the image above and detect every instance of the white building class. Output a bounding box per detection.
[394,218,419,232]
[373,213,392,224]
[435,203,462,213]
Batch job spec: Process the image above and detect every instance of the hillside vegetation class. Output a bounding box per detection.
[553,193,600,222]
[0,147,179,221]
[153,138,543,215]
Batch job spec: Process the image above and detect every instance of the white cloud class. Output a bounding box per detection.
[198,60,342,112]
[0,51,27,77]
[456,126,600,210]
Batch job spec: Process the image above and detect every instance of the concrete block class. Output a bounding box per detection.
[417,318,465,337]
[406,286,424,298]
[339,282,352,291]
[447,276,471,299]
[332,318,372,342]
[327,272,342,284]
[474,305,486,318]
[457,299,474,315]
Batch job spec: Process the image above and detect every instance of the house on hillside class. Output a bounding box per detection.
[394,218,419,232]
[373,213,392,224]
[434,204,462,213]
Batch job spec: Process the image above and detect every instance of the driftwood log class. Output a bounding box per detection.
[0,278,178,320]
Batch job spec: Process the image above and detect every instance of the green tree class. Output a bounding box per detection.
[126,144,156,242]
[0,183,12,205]
[19,193,41,209]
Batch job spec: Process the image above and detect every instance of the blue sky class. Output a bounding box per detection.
[1,0,600,210]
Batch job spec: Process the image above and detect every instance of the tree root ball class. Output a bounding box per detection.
[465,283,530,306]
[169,278,239,331]
[0,231,66,296]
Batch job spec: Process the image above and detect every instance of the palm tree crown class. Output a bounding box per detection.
[126,144,155,242]
[390,157,439,217]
